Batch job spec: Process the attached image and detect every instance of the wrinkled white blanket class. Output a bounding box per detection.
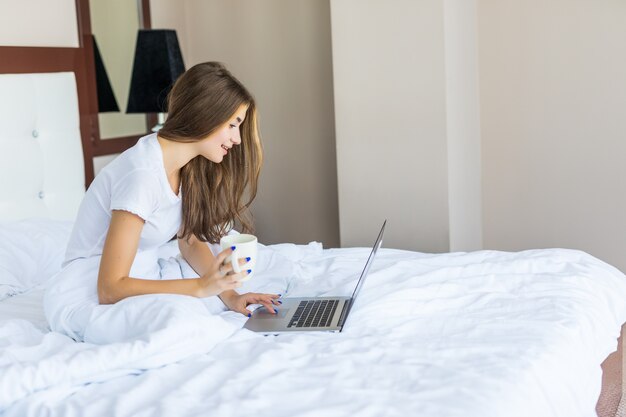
[1,244,625,417]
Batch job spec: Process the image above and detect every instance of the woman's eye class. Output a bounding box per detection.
[229,124,237,129]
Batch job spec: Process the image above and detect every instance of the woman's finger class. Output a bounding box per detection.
[250,292,279,299]
[247,293,278,313]
[260,294,281,304]
[239,294,276,314]
[218,261,234,275]
[248,293,281,306]
[259,294,279,306]
[237,269,252,280]
[226,280,242,290]
[224,271,249,289]
[260,300,278,314]
[228,274,242,285]
[214,263,228,278]
[215,246,235,265]
[218,262,252,278]
[219,278,239,292]
[237,256,251,266]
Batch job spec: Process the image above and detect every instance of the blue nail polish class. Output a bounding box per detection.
[278,293,282,297]
[247,269,252,273]
[278,300,283,304]
[246,257,251,262]
[247,313,251,318]
[231,246,236,250]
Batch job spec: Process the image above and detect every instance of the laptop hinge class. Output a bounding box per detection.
[337,299,352,330]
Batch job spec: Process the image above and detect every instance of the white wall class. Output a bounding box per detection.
[444,0,483,252]
[478,0,626,272]
[0,0,78,47]
[151,0,340,247]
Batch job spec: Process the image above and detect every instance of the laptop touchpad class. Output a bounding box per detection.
[255,308,288,319]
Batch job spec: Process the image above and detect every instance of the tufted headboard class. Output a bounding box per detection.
[0,72,85,221]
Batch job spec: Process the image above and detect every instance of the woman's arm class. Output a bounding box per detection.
[97,210,243,304]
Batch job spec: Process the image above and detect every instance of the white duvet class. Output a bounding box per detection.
[1,239,625,417]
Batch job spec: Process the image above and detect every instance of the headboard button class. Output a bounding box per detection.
[38,191,45,199]
[32,130,39,138]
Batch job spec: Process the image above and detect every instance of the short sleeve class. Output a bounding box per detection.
[110,169,161,220]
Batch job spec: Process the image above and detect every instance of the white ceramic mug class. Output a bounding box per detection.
[219,234,257,281]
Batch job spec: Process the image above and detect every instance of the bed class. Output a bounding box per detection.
[1,72,626,417]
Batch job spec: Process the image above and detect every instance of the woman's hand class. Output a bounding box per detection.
[197,247,250,297]
[222,292,282,317]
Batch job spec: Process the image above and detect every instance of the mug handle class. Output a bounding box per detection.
[231,248,241,273]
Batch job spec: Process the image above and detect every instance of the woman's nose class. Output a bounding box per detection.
[231,128,242,144]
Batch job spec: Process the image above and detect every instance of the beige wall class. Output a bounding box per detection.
[0,0,78,47]
[478,0,626,272]
[149,0,190,62]
[331,0,449,252]
[5,0,624,272]
[151,0,340,248]
[331,0,483,253]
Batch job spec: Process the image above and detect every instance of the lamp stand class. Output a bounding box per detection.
[151,112,167,132]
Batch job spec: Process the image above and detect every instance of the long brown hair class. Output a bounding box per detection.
[158,62,262,243]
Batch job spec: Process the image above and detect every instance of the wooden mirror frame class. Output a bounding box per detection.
[0,0,156,187]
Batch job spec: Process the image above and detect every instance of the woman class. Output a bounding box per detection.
[44,62,279,342]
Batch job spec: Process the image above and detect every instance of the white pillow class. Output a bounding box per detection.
[0,219,73,300]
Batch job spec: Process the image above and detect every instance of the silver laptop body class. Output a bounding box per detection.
[243,220,386,334]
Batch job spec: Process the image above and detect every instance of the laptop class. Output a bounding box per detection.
[244,220,386,334]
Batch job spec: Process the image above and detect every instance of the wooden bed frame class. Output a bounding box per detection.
[1,1,623,415]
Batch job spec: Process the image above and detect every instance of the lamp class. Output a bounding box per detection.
[92,35,119,113]
[126,29,185,132]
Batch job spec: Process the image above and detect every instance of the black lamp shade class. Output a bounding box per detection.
[92,35,119,113]
[126,29,185,113]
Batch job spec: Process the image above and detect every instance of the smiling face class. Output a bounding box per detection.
[197,103,249,163]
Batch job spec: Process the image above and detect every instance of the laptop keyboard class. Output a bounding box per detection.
[287,300,339,328]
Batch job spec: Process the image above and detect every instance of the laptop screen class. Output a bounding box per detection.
[342,220,386,323]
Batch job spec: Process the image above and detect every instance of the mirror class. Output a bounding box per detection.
[89,0,148,139]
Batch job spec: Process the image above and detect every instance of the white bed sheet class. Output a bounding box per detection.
[1,243,625,417]
[0,287,47,332]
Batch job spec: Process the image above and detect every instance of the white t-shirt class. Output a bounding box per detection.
[64,133,182,278]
